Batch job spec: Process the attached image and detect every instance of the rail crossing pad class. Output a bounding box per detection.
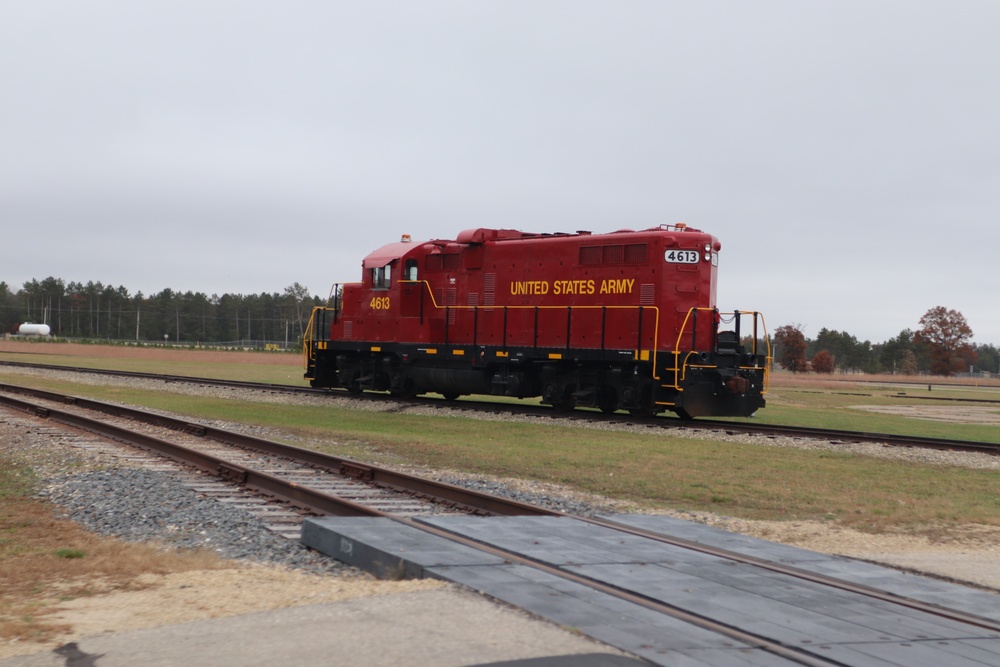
[301,514,1000,667]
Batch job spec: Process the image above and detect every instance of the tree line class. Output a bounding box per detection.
[1,277,328,348]
[4,280,999,376]
[772,306,999,377]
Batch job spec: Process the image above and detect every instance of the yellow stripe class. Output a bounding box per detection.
[548,353,562,360]
[453,349,465,356]
[371,346,381,352]
[424,348,437,355]
[495,351,509,358]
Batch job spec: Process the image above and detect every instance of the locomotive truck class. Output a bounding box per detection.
[304,225,770,418]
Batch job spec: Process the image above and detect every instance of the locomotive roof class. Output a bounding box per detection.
[362,241,415,269]
[452,225,706,243]
[362,224,709,268]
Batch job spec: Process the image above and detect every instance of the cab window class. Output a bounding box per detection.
[372,264,391,289]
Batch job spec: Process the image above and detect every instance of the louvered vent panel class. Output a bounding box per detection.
[580,246,601,265]
[640,284,655,305]
[484,273,496,310]
[624,244,648,263]
[603,245,624,263]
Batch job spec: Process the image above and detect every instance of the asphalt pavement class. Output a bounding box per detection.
[0,588,641,667]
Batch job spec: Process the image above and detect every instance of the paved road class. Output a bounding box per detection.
[0,588,641,667]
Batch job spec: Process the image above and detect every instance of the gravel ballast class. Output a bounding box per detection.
[38,468,349,574]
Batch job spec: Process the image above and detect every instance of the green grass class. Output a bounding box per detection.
[53,549,86,559]
[728,385,1000,443]
[0,457,36,500]
[3,369,998,536]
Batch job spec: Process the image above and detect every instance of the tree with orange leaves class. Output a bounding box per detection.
[774,324,808,372]
[914,306,977,376]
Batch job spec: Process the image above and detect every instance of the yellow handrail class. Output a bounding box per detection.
[668,308,772,392]
[399,280,662,378]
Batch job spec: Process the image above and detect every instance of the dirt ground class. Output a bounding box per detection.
[0,339,300,366]
[2,341,999,658]
[855,404,1000,425]
[35,570,445,650]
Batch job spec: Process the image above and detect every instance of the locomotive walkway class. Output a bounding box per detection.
[304,513,1000,667]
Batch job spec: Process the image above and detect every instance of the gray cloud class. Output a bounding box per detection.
[3,1,999,343]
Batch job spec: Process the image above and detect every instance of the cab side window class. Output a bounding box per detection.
[405,259,418,281]
[372,264,391,289]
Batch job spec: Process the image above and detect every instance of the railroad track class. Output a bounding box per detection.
[4,380,999,666]
[0,382,551,539]
[2,360,998,456]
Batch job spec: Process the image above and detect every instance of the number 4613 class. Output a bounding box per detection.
[370,296,391,310]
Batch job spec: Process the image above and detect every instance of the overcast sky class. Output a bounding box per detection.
[3,2,999,345]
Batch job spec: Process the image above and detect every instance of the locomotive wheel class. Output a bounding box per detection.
[596,386,618,414]
[551,386,576,412]
[390,379,418,399]
[343,371,363,394]
[442,392,461,401]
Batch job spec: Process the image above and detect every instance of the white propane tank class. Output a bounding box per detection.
[18,323,51,336]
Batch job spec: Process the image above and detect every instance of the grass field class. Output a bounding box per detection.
[2,344,998,534]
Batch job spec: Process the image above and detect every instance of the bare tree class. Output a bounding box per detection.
[283,282,312,342]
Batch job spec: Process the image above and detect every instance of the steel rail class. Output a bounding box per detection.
[0,391,380,518]
[2,360,997,453]
[888,393,1000,405]
[0,383,551,518]
[682,418,1000,455]
[583,515,1000,634]
[0,359,314,395]
[400,516,846,667]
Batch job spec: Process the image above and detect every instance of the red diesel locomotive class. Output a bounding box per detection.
[304,225,770,418]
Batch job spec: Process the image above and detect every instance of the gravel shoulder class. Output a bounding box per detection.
[2,362,1000,659]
